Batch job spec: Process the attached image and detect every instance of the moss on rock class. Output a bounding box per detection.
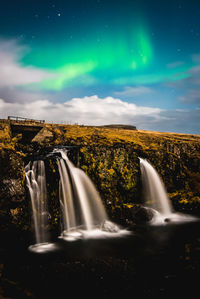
[1,121,200,230]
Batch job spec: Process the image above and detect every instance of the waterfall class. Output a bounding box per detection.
[25,160,49,244]
[25,148,127,250]
[139,158,173,216]
[56,149,108,233]
[54,149,128,240]
[139,158,197,224]
[57,157,76,231]
[25,160,55,252]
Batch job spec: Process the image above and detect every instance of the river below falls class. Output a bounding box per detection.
[1,219,200,298]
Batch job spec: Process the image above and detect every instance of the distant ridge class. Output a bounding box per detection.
[100,124,137,130]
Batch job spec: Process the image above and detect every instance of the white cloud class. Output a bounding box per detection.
[0,39,56,88]
[179,88,200,103]
[1,95,199,134]
[114,86,153,98]
[0,95,163,126]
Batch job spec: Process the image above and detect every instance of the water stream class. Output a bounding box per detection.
[56,149,126,240]
[25,148,126,250]
[25,152,196,253]
[25,160,56,252]
[139,157,197,224]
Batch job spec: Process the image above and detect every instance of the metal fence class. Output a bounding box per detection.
[7,116,45,124]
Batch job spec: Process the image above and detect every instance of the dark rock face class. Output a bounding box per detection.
[78,144,141,210]
[2,178,24,202]
[0,123,200,232]
[0,148,29,232]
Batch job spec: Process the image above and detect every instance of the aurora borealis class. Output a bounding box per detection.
[0,0,200,133]
[21,13,156,90]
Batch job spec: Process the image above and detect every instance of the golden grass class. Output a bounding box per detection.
[1,119,200,149]
[58,124,200,149]
[0,123,13,149]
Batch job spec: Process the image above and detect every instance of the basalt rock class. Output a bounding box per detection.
[101,220,120,233]
[132,206,155,224]
[0,123,200,232]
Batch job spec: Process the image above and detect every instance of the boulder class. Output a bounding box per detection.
[101,220,120,233]
[133,206,155,223]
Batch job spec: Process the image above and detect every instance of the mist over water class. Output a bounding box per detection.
[4,150,200,298]
[25,151,197,253]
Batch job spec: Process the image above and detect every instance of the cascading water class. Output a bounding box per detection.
[57,157,76,232]
[139,158,197,224]
[25,148,128,250]
[139,158,173,216]
[25,160,56,252]
[56,149,120,240]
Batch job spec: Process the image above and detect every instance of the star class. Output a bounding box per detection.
[58,13,61,17]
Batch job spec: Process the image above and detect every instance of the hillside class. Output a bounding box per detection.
[0,121,200,230]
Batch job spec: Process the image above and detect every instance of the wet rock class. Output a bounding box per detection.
[164,218,171,223]
[133,206,155,223]
[101,220,120,232]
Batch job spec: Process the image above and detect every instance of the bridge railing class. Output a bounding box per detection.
[8,116,45,124]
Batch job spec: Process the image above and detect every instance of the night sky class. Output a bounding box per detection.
[0,0,200,133]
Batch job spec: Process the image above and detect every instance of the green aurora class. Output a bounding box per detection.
[21,19,191,91]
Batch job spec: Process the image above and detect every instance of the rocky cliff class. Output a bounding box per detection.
[0,121,200,231]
